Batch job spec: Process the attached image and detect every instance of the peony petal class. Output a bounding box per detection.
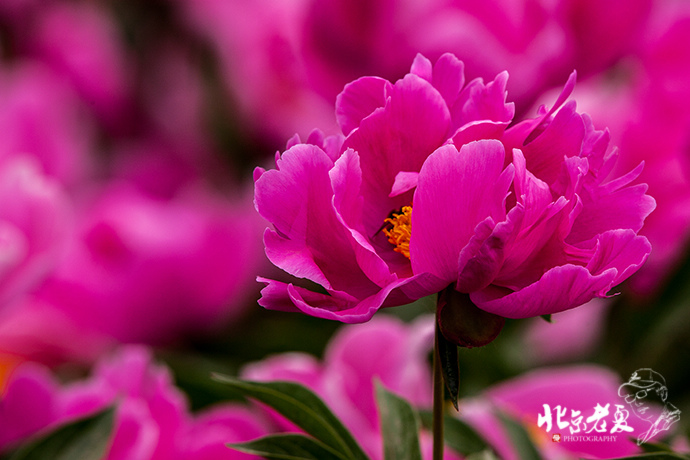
[256,144,379,297]
[568,164,656,244]
[343,73,451,235]
[287,279,398,323]
[456,206,523,293]
[584,229,652,288]
[410,53,433,81]
[411,140,511,283]
[485,365,644,459]
[257,273,443,324]
[520,101,586,185]
[431,53,465,108]
[330,149,398,287]
[389,171,419,197]
[471,264,617,318]
[335,76,392,136]
[451,71,514,132]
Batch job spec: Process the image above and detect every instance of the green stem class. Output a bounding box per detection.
[433,320,445,460]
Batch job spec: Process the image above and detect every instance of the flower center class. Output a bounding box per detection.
[382,205,412,259]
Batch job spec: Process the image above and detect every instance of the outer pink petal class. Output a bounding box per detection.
[456,206,523,293]
[584,230,652,287]
[520,101,586,185]
[410,54,433,81]
[256,144,379,297]
[486,365,646,459]
[336,76,391,136]
[471,264,617,318]
[288,275,444,323]
[431,53,466,108]
[569,177,656,244]
[451,71,514,132]
[257,272,443,323]
[411,140,511,283]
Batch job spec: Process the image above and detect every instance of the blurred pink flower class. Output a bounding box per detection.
[243,316,661,459]
[0,346,267,459]
[0,157,71,310]
[521,299,608,364]
[26,181,265,347]
[565,1,690,295]
[243,315,458,460]
[0,63,95,189]
[463,365,666,459]
[176,0,651,142]
[23,2,134,132]
[254,53,654,323]
[558,0,652,75]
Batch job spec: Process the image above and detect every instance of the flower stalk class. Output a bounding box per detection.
[432,317,445,460]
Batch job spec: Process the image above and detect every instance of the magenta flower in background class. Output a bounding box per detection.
[0,63,95,190]
[242,315,661,459]
[464,365,669,459]
[0,346,268,459]
[562,0,690,295]
[0,157,71,310]
[22,1,133,132]
[24,181,266,347]
[176,0,650,143]
[520,298,609,365]
[254,53,655,324]
[243,315,460,460]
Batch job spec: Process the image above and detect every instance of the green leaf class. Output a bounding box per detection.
[212,374,369,460]
[495,410,543,460]
[228,434,348,460]
[4,407,115,460]
[540,314,552,323]
[419,411,490,456]
[466,450,501,460]
[639,441,675,453]
[375,382,422,460]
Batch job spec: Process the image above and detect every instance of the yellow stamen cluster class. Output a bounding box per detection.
[383,205,412,259]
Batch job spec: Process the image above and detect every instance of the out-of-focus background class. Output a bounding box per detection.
[0,0,689,458]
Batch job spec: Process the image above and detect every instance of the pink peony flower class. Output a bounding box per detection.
[25,181,265,347]
[242,316,672,460]
[0,157,71,310]
[463,365,666,459]
[242,315,458,460]
[23,2,133,132]
[520,298,608,364]
[176,0,648,142]
[562,1,690,295]
[0,346,267,459]
[0,62,96,190]
[254,53,655,324]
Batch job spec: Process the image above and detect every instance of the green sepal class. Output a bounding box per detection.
[436,321,460,411]
[437,287,505,348]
